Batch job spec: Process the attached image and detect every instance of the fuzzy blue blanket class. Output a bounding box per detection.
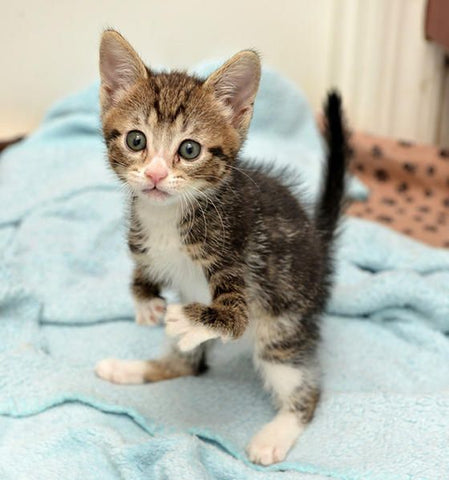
[0,62,448,480]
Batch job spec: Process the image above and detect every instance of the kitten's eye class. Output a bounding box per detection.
[126,130,147,152]
[178,140,201,160]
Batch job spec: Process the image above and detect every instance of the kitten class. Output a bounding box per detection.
[95,30,347,465]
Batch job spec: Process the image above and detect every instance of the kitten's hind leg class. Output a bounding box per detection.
[247,314,320,465]
[95,343,208,384]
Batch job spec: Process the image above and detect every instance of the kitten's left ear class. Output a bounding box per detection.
[205,51,261,139]
[99,30,148,111]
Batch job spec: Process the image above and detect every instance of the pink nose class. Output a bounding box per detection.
[144,163,168,185]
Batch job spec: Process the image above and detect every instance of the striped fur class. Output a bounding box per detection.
[95,30,348,465]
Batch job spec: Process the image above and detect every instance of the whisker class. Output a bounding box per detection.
[185,189,208,243]
[180,191,196,234]
[189,186,226,248]
[228,164,260,191]
[191,175,240,197]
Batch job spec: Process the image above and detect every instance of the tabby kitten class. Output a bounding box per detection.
[95,30,347,465]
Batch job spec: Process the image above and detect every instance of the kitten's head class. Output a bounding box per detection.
[99,30,261,205]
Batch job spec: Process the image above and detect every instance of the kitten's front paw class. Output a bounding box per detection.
[135,297,166,326]
[165,304,219,351]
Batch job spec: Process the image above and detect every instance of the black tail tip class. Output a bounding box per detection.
[324,89,343,118]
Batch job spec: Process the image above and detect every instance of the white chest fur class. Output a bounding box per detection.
[135,198,211,305]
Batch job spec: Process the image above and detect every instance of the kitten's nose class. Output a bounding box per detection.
[144,159,168,185]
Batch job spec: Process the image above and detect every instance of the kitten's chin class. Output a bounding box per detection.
[138,187,179,206]
[142,187,170,200]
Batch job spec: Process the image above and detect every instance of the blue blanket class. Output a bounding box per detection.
[1,62,449,480]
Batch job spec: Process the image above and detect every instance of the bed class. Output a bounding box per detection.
[0,63,448,480]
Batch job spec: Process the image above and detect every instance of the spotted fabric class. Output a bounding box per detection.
[348,132,449,248]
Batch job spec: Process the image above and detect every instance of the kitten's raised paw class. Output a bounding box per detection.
[135,297,166,326]
[165,304,219,351]
[95,358,149,384]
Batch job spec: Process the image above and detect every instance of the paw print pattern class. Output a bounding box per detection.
[347,132,449,248]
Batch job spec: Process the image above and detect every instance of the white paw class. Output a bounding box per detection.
[246,412,303,465]
[165,304,220,352]
[135,297,166,326]
[95,358,148,384]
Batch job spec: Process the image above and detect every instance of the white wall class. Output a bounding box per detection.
[328,0,447,145]
[1,0,446,144]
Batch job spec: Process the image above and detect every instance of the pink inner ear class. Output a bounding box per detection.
[232,106,250,128]
[222,76,257,127]
[213,59,259,125]
[205,52,260,130]
[100,35,147,102]
[102,54,135,92]
[103,84,114,97]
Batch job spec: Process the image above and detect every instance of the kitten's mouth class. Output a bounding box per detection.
[141,187,170,201]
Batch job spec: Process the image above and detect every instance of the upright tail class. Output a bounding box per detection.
[315,90,349,247]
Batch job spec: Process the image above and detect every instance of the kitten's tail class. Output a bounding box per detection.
[315,91,348,247]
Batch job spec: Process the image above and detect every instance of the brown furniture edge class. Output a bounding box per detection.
[426,0,449,52]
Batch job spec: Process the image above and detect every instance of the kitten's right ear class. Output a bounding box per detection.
[99,30,148,110]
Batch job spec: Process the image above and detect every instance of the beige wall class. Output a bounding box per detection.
[1,0,447,144]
